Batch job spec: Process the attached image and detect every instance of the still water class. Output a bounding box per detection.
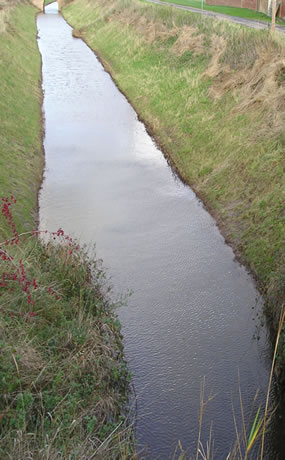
[38,3,277,457]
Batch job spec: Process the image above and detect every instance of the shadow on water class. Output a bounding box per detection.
[38,2,281,458]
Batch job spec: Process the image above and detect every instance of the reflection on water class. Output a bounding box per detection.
[38,4,278,458]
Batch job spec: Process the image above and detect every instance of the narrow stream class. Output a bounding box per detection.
[38,3,277,458]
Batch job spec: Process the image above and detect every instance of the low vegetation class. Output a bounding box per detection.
[0,1,133,457]
[62,0,284,368]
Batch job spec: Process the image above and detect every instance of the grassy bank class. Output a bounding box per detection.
[62,0,284,362]
[0,1,133,457]
[0,0,43,237]
[0,205,133,457]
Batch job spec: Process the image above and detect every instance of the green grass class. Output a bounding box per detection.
[62,0,284,359]
[44,0,56,6]
[0,2,43,238]
[156,0,284,23]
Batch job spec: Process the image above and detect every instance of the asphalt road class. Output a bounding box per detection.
[145,0,285,33]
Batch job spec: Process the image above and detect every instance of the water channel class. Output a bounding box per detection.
[38,3,278,457]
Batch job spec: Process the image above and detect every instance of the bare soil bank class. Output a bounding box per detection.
[62,0,285,372]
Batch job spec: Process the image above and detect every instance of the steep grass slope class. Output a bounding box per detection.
[0,0,43,236]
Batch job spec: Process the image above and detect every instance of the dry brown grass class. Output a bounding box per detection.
[107,4,176,44]
[15,344,45,373]
[203,34,226,78]
[0,8,9,33]
[0,0,19,6]
[72,27,84,37]
[207,40,285,139]
[0,0,19,33]
[171,25,205,56]
[31,0,43,9]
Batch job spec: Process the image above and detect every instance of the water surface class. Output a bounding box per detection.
[38,3,275,457]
